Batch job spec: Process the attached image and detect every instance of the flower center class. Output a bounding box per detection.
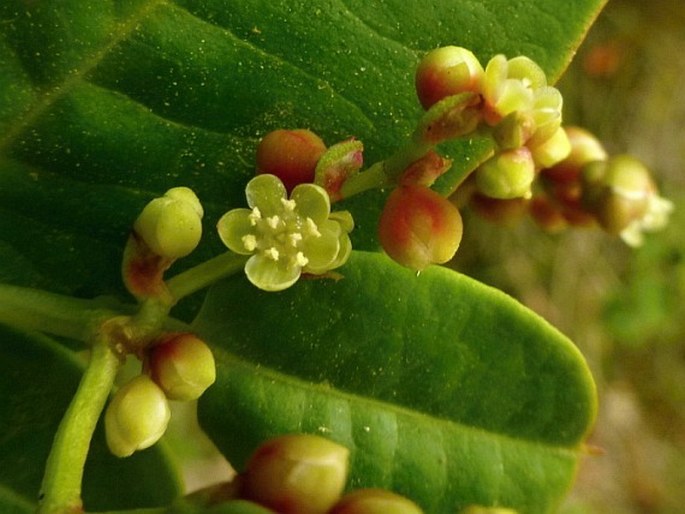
[242,198,320,267]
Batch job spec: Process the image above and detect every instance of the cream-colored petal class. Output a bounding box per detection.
[302,219,341,273]
[245,254,302,292]
[217,208,257,255]
[245,174,287,216]
[291,183,331,223]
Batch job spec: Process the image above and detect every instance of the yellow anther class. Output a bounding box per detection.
[281,198,297,211]
[264,247,280,261]
[294,252,309,267]
[248,207,262,226]
[242,234,257,251]
[266,215,281,230]
[288,232,303,246]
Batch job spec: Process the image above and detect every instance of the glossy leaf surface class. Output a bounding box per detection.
[195,252,597,513]
[0,325,182,512]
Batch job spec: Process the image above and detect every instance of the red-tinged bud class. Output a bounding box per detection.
[329,488,424,514]
[256,129,327,192]
[148,333,216,401]
[399,150,453,187]
[314,139,364,202]
[241,434,349,514]
[378,185,463,271]
[415,46,484,110]
[541,126,607,184]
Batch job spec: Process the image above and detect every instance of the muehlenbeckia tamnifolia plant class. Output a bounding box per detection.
[0,45,672,514]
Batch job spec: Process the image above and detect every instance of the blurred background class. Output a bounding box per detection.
[454,0,685,512]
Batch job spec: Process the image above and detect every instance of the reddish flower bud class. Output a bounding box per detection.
[241,434,349,514]
[541,126,607,184]
[378,185,463,271]
[415,46,484,110]
[256,129,327,192]
[329,488,424,514]
[148,333,216,401]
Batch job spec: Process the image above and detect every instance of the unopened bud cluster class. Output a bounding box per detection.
[232,433,423,514]
[105,333,215,458]
[470,126,673,246]
[414,46,570,202]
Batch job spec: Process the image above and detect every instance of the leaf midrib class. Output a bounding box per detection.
[0,0,169,154]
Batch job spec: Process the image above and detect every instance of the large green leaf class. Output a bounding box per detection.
[0,0,606,301]
[0,324,183,512]
[194,252,597,514]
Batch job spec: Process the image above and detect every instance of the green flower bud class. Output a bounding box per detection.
[241,434,349,514]
[149,333,216,401]
[256,129,327,192]
[105,375,171,458]
[529,126,571,168]
[133,187,203,259]
[378,185,463,271]
[329,488,424,514]
[415,46,484,110]
[475,148,535,200]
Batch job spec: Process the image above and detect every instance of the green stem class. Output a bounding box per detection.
[0,284,121,342]
[166,252,248,302]
[339,138,433,200]
[38,341,122,514]
[339,161,388,198]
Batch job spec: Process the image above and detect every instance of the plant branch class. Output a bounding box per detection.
[37,341,122,514]
[0,284,121,342]
[166,252,248,302]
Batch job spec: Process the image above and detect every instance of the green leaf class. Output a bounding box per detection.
[0,0,606,301]
[0,324,183,512]
[194,252,597,514]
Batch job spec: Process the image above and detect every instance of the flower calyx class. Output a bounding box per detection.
[314,138,364,202]
[217,174,353,291]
